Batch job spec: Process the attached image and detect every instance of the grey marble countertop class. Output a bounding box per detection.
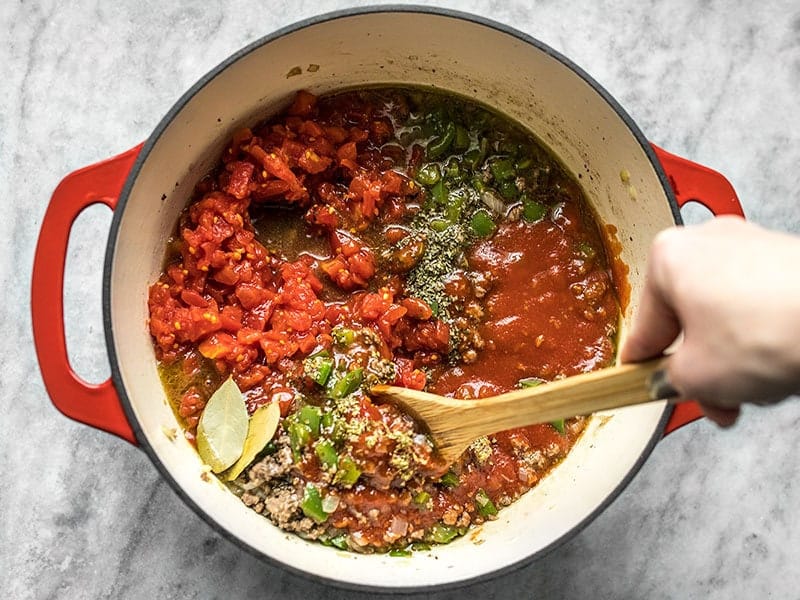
[4,1,800,598]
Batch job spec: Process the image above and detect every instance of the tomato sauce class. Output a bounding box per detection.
[148,88,621,553]
[432,207,617,396]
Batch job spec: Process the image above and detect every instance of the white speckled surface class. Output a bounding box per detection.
[4,1,800,598]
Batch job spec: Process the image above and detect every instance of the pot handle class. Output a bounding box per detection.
[651,144,745,435]
[32,144,143,445]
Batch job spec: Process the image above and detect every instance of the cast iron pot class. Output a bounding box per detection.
[32,6,744,592]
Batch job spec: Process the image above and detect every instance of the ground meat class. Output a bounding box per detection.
[246,432,294,483]
[262,485,304,531]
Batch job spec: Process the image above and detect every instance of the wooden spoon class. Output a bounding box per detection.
[370,358,675,467]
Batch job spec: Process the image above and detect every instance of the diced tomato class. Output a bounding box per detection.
[213,264,239,286]
[224,161,255,199]
[180,289,208,308]
[236,282,269,310]
[359,396,382,421]
[325,126,348,144]
[228,128,254,158]
[403,368,427,390]
[309,136,335,158]
[381,170,405,195]
[178,386,206,429]
[167,263,185,286]
[236,364,271,391]
[370,119,393,143]
[251,179,291,200]
[236,328,263,345]
[247,144,307,201]
[220,305,243,331]
[377,304,407,346]
[400,297,433,320]
[298,149,332,174]
[299,120,324,138]
[337,141,358,162]
[323,231,376,290]
[287,90,317,117]
[275,308,313,332]
[349,127,369,143]
[295,332,317,355]
[339,158,360,173]
[356,290,393,321]
[401,319,450,354]
[198,332,237,359]
[281,139,306,161]
[393,358,426,390]
[305,204,339,229]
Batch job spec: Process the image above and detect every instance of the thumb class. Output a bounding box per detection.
[619,272,681,364]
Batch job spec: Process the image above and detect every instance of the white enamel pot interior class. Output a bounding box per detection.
[105,7,678,592]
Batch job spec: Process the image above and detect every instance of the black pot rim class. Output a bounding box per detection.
[103,4,680,594]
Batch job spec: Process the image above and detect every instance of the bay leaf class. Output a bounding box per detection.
[196,376,248,473]
[224,402,281,481]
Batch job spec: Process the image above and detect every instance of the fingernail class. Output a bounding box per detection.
[648,369,680,400]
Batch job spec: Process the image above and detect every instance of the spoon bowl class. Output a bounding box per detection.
[371,358,674,467]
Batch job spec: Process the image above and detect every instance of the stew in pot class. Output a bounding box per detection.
[147,88,620,553]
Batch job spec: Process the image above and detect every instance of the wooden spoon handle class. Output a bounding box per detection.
[454,358,672,441]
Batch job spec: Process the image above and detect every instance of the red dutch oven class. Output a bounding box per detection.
[31,7,743,592]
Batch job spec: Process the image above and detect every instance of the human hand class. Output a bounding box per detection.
[620,216,800,426]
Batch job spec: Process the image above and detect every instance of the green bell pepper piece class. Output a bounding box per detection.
[304,354,334,386]
[427,122,456,159]
[439,470,459,488]
[470,210,495,237]
[334,455,362,487]
[498,179,518,200]
[416,163,441,186]
[410,542,432,551]
[315,439,339,467]
[298,405,322,437]
[331,327,357,346]
[429,218,450,232]
[489,157,516,182]
[321,411,334,430]
[329,368,363,399]
[428,523,459,544]
[518,377,545,388]
[453,124,471,151]
[522,199,547,223]
[430,179,447,206]
[287,420,312,460]
[475,488,498,517]
[413,491,431,507]
[301,484,328,523]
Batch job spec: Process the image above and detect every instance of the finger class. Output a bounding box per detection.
[619,274,681,363]
[700,404,740,428]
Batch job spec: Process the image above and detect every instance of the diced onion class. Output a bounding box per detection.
[388,515,409,539]
[480,189,505,215]
[322,493,340,513]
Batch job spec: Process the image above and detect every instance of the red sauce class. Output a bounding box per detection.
[432,209,617,396]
